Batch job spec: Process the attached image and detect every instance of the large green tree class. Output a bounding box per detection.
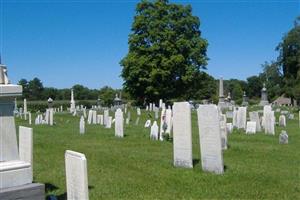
[120,0,208,104]
[28,78,44,100]
[276,16,300,101]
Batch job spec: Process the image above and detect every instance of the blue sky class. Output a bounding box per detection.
[1,0,299,89]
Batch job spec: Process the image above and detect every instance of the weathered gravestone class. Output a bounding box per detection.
[279,115,286,127]
[144,120,151,128]
[150,121,159,140]
[99,114,104,125]
[237,107,247,130]
[80,116,85,134]
[246,121,256,134]
[137,107,141,116]
[105,116,112,128]
[249,111,261,132]
[23,98,27,120]
[232,107,238,128]
[173,102,193,168]
[226,123,233,134]
[28,112,32,125]
[197,105,224,174]
[92,110,97,124]
[220,114,228,150]
[103,110,109,126]
[263,105,275,135]
[115,109,124,138]
[49,108,54,126]
[65,150,89,200]
[279,130,288,144]
[87,110,93,124]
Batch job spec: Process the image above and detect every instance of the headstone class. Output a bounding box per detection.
[137,108,141,116]
[197,105,224,174]
[249,112,261,132]
[279,131,288,144]
[288,113,294,120]
[154,107,159,119]
[87,110,93,124]
[45,109,49,125]
[226,123,233,134]
[103,110,109,126]
[23,99,27,120]
[232,107,238,128]
[105,116,112,128]
[144,120,151,128]
[159,99,163,108]
[80,116,85,134]
[226,111,233,118]
[92,111,97,124]
[150,121,159,140]
[19,126,33,165]
[219,114,228,150]
[173,102,193,168]
[99,115,104,125]
[165,108,172,134]
[115,109,124,138]
[49,108,54,126]
[237,107,247,130]
[246,121,256,134]
[28,112,32,125]
[279,115,286,127]
[263,105,275,135]
[160,108,166,140]
[65,150,89,200]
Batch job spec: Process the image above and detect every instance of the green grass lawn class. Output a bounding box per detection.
[16,108,300,199]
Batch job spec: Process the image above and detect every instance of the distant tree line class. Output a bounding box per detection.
[17,78,129,106]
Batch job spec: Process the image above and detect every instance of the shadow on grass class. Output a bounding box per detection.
[193,159,200,167]
[224,165,228,172]
[45,183,59,193]
[45,183,67,200]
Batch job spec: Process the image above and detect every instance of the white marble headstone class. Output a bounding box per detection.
[173,102,193,168]
[80,116,85,135]
[150,121,159,140]
[115,109,124,138]
[65,150,89,200]
[144,120,151,128]
[246,121,256,134]
[197,105,224,174]
[249,112,261,132]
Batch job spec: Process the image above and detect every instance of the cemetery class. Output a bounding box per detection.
[0,0,300,199]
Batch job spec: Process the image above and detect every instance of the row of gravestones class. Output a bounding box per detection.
[66,101,224,199]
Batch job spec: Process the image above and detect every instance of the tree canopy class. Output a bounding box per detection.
[120,0,208,104]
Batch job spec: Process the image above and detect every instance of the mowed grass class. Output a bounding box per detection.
[15,108,300,199]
